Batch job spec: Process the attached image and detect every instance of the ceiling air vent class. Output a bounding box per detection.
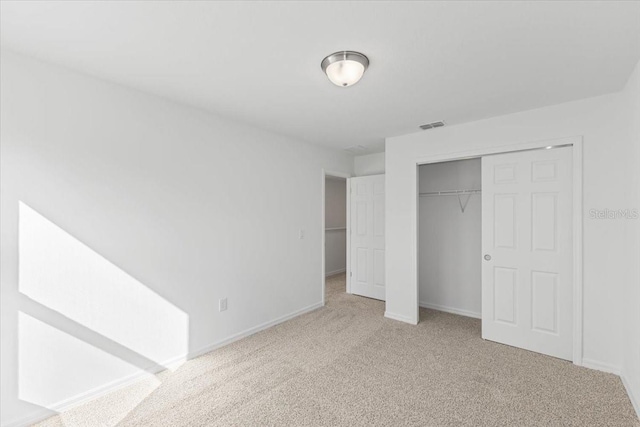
[344,145,368,153]
[419,121,445,130]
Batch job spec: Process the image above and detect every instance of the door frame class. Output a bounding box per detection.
[321,169,352,306]
[413,136,584,365]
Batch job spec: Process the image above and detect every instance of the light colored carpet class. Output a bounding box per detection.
[37,273,638,426]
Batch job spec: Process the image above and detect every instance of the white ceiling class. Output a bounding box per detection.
[2,1,639,153]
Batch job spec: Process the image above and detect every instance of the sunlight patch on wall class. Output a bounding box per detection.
[57,368,162,426]
[18,202,189,367]
[18,312,160,410]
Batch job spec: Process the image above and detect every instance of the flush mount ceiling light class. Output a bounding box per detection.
[321,51,369,87]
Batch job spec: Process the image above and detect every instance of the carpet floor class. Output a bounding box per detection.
[38,273,639,426]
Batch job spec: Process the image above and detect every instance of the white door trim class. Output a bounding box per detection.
[411,135,584,366]
[321,169,352,306]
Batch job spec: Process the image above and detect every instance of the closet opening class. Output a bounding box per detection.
[418,158,482,321]
[415,141,579,362]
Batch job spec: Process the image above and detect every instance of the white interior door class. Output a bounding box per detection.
[482,147,573,360]
[350,174,385,301]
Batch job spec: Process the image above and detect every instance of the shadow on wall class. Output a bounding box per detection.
[17,202,188,417]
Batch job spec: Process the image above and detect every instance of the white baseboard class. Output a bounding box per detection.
[621,374,640,419]
[58,351,187,413]
[325,268,346,277]
[4,408,56,427]
[581,358,621,375]
[4,353,186,427]
[419,302,482,319]
[188,301,323,359]
[384,311,418,325]
[5,301,323,427]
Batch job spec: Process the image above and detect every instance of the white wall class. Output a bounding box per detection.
[621,60,640,417]
[0,51,353,427]
[325,177,346,276]
[418,159,481,318]
[385,86,633,373]
[354,152,385,176]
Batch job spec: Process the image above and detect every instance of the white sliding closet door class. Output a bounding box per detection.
[481,147,573,360]
[349,174,385,301]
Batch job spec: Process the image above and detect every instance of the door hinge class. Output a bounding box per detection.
[350,271,352,277]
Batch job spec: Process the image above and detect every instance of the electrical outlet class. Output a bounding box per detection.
[219,298,227,312]
[299,229,305,239]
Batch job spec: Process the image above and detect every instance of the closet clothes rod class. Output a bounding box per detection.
[419,189,481,197]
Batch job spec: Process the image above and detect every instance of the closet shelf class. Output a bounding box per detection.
[325,227,347,231]
[419,189,481,197]
[419,189,481,213]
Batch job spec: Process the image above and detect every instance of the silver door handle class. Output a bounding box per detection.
[484,254,492,261]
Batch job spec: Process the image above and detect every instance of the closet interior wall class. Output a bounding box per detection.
[418,158,482,318]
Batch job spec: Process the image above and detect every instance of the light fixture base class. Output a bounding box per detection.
[321,51,369,87]
[321,51,369,73]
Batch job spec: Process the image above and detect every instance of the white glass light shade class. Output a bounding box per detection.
[325,60,365,87]
[321,51,369,87]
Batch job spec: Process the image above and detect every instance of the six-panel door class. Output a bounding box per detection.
[481,147,573,360]
[350,174,386,301]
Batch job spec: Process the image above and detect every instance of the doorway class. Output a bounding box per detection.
[417,142,579,361]
[322,171,349,305]
[418,158,482,319]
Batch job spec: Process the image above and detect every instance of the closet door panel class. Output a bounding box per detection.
[481,147,573,361]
